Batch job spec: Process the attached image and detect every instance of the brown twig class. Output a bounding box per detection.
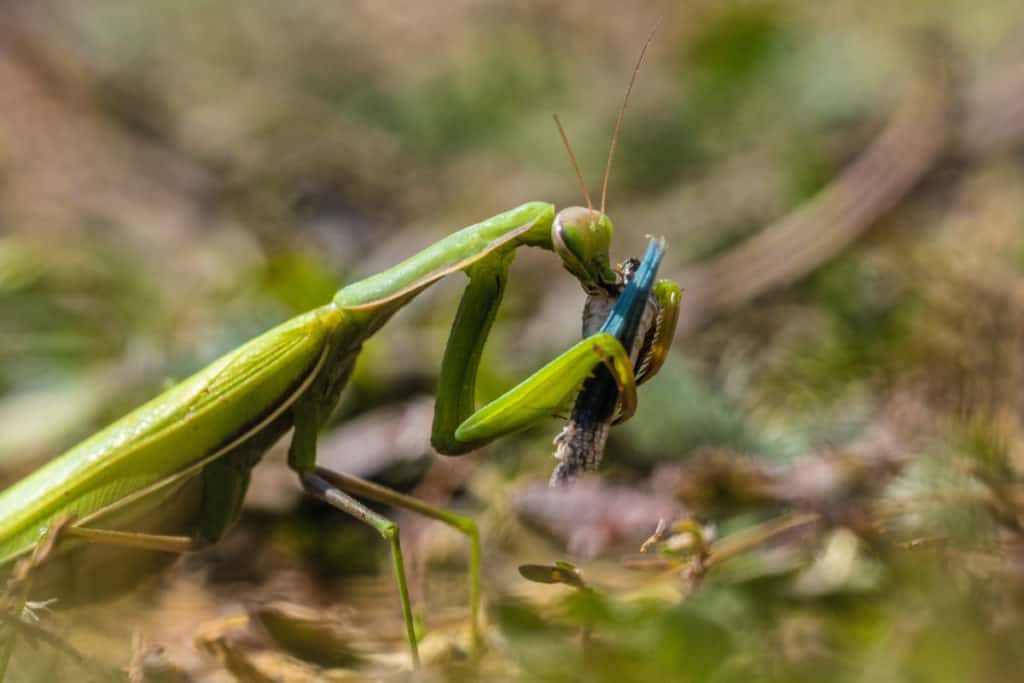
[675,35,959,334]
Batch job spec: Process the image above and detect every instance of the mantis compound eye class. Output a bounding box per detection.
[553,206,618,294]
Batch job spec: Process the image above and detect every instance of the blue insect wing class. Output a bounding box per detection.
[599,238,665,351]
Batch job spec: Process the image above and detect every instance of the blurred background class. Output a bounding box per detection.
[4,1,1024,680]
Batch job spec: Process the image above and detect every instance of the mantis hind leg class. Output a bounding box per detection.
[0,522,203,677]
[0,516,143,681]
[0,517,70,678]
[0,463,241,677]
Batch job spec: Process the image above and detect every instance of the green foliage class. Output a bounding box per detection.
[613,105,706,195]
[620,357,796,466]
[687,5,792,91]
[329,50,551,163]
[758,254,910,416]
[498,592,733,683]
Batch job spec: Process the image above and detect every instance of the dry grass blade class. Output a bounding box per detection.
[675,38,956,334]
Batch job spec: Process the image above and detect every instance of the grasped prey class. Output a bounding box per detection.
[550,238,681,486]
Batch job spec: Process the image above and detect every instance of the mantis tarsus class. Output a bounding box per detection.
[0,23,679,673]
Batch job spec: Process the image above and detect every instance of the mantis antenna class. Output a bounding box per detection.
[600,19,661,216]
[553,113,594,212]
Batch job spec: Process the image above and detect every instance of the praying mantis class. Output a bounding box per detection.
[0,203,680,669]
[0,27,680,673]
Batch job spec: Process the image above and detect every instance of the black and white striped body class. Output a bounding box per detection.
[550,256,663,486]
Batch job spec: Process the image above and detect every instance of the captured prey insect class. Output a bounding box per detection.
[550,237,681,486]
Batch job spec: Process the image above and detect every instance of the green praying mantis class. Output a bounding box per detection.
[0,31,681,673]
[0,201,680,666]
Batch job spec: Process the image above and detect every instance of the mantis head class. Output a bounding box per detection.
[553,207,618,295]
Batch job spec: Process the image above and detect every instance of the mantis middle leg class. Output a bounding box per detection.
[289,397,486,667]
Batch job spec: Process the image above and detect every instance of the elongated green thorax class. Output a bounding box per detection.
[334,202,556,310]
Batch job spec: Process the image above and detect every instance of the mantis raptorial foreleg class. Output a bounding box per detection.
[430,258,513,455]
[450,333,638,447]
[430,254,639,453]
